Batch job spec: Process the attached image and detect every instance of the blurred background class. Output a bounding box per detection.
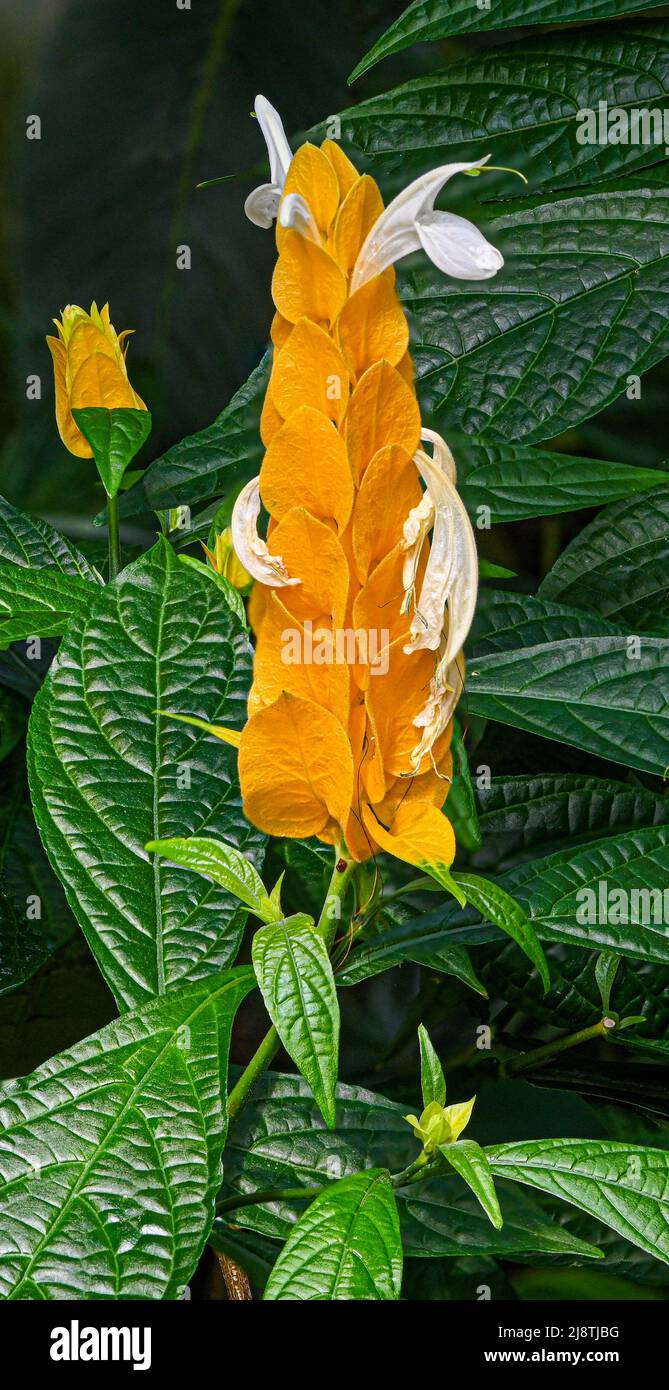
[0,0,433,524]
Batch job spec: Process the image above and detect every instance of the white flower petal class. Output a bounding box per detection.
[279,192,321,244]
[351,156,493,292]
[404,434,478,667]
[244,183,282,229]
[416,209,503,280]
[401,490,434,611]
[254,95,292,188]
[231,478,301,588]
[409,649,465,774]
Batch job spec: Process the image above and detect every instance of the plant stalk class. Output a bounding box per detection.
[501,1017,616,1079]
[226,854,356,1126]
[106,492,121,581]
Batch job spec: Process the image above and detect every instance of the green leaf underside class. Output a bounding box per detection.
[263,1171,402,1301]
[418,1024,446,1108]
[0,562,94,642]
[117,355,269,520]
[342,817,669,977]
[219,1072,602,1260]
[439,1140,503,1230]
[72,407,152,499]
[252,915,340,1127]
[0,968,254,1299]
[349,2,668,81]
[27,538,264,1010]
[146,835,273,922]
[0,495,102,582]
[487,1139,669,1265]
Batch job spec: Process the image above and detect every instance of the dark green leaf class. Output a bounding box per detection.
[438,1139,503,1230]
[418,1023,446,1107]
[466,632,669,777]
[263,1170,402,1301]
[252,914,340,1127]
[0,495,101,582]
[539,486,669,632]
[73,407,152,499]
[349,1,668,81]
[337,902,487,994]
[408,186,669,446]
[487,1138,669,1264]
[146,835,277,924]
[371,821,669,969]
[0,967,254,1299]
[470,590,622,657]
[346,26,669,201]
[118,356,268,519]
[0,562,94,642]
[453,872,550,992]
[472,773,669,874]
[28,538,264,1009]
[456,437,669,525]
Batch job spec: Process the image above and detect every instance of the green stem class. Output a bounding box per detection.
[106,492,121,581]
[226,853,356,1126]
[501,1017,616,1079]
[217,1186,323,1216]
[218,1152,437,1220]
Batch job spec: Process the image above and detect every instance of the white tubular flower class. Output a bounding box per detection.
[351,157,503,293]
[244,95,293,228]
[404,430,478,669]
[279,192,321,244]
[231,478,300,588]
[409,648,465,775]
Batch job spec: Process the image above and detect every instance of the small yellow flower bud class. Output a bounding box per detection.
[46,302,146,459]
[405,1095,476,1153]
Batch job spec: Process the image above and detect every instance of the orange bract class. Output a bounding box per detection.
[235,142,461,865]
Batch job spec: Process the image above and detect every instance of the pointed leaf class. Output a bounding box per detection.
[27,538,264,1009]
[439,1139,503,1230]
[0,494,102,581]
[0,967,254,1299]
[539,487,669,633]
[73,406,152,498]
[146,835,278,924]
